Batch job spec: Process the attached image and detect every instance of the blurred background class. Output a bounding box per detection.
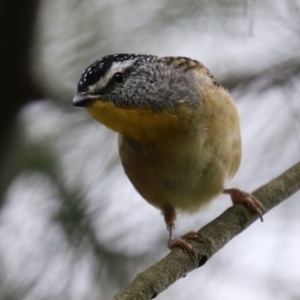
[0,0,300,299]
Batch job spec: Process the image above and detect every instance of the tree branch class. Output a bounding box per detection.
[111,161,300,300]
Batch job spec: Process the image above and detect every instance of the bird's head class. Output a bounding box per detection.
[73,54,204,143]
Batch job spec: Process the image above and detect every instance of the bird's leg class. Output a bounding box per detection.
[163,205,201,252]
[224,188,264,221]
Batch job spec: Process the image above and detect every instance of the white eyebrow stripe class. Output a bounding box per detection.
[88,59,136,93]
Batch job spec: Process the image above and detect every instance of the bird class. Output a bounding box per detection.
[73,54,264,252]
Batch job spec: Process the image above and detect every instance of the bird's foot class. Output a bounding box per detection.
[224,188,264,221]
[167,231,202,254]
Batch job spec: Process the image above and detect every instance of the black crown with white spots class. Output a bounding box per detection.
[77,54,157,92]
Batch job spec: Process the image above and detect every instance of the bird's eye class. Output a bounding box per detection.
[112,72,125,84]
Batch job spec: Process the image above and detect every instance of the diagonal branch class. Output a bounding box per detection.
[111,161,300,300]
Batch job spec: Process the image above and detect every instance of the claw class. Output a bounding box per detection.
[167,229,202,257]
[224,188,264,222]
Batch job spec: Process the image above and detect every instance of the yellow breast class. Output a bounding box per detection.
[86,100,191,144]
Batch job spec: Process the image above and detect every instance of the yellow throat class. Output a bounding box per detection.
[86,100,188,144]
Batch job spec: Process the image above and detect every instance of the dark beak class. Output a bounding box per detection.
[72,92,95,107]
